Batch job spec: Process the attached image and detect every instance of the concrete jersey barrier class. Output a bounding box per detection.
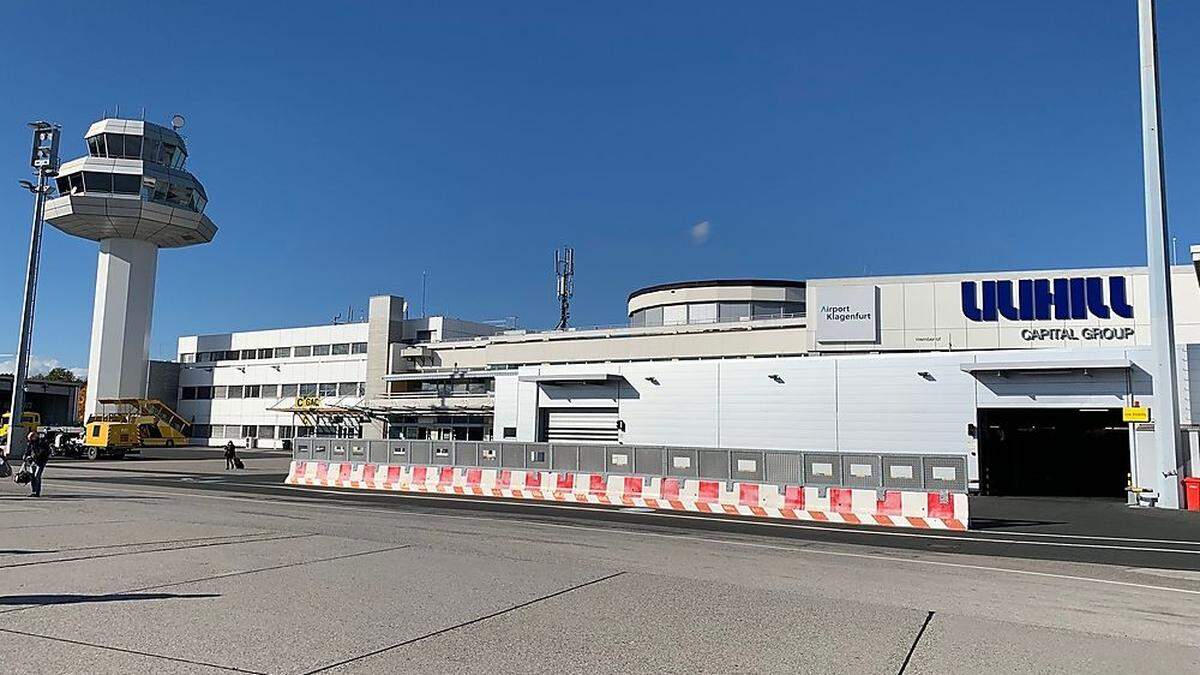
[285,460,969,530]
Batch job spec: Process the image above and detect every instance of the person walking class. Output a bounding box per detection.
[26,431,50,498]
[224,440,237,470]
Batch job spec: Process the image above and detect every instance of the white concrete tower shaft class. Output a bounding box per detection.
[84,238,159,418]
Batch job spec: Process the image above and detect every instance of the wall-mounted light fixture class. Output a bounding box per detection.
[271,364,281,372]
[645,376,660,385]
[917,371,935,381]
[768,374,784,384]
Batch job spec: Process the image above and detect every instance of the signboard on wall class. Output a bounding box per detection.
[814,286,879,343]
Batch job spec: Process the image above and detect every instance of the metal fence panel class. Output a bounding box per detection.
[731,450,765,482]
[367,440,389,464]
[329,441,349,462]
[501,443,525,468]
[293,440,311,460]
[430,440,454,465]
[666,448,699,477]
[606,447,633,474]
[409,441,431,465]
[634,446,665,476]
[880,455,924,490]
[311,441,328,460]
[477,441,501,467]
[764,451,803,485]
[387,440,409,463]
[348,440,368,463]
[841,454,882,489]
[527,442,552,470]
[698,449,730,480]
[803,452,842,486]
[454,441,479,468]
[579,445,606,472]
[922,455,967,492]
[551,444,579,471]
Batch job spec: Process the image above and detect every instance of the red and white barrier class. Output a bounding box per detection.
[285,461,968,530]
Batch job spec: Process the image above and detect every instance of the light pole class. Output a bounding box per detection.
[1136,0,1182,508]
[4,121,60,460]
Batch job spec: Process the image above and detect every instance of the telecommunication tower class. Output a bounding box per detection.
[555,246,574,330]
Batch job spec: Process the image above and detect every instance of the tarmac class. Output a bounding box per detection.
[0,448,1197,673]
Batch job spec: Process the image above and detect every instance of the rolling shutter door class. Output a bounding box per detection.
[544,409,618,443]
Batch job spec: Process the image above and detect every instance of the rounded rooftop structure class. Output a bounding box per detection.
[44,118,216,248]
[627,279,807,327]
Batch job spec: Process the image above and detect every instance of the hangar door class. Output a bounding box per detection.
[977,408,1129,498]
[538,408,619,443]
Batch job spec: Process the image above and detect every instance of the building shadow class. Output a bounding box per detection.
[0,592,219,607]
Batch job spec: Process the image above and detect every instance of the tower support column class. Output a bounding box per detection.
[85,238,159,419]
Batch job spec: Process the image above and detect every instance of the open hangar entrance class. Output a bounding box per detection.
[977,408,1129,497]
[963,357,1144,499]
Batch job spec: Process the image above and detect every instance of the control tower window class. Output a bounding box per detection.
[82,172,113,193]
[56,173,84,195]
[112,174,141,194]
[87,135,106,157]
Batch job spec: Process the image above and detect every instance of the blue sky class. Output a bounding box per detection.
[2,1,1200,374]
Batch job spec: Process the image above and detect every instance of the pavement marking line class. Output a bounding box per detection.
[965,529,1200,546]
[0,625,266,674]
[0,518,134,532]
[277,486,1200,556]
[1,531,284,557]
[896,611,935,675]
[0,533,316,571]
[301,570,628,674]
[55,481,1200,597]
[0,545,415,617]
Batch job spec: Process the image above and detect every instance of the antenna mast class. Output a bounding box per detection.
[555,246,574,330]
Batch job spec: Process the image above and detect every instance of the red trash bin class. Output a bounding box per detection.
[1184,477,1200,512]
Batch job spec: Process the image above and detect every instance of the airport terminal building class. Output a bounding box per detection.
[175,263,1200,504]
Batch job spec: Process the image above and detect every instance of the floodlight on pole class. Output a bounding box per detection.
[5,121,60,459]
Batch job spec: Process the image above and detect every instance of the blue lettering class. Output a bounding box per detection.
[1018,279,1034,320]
[961,281,982,322]
[1110,276,1133,318]
[1069,277,1087,320]
[997,280,1020,320]
[1085,276,1110,319]
[981,280,999,322]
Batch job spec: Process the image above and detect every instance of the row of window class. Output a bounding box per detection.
[192,424,292,439]
[180,382,366,400]
[629,301,806,328]
[87,132,186,168]
[55,172,207,213]
[181,342,367,363]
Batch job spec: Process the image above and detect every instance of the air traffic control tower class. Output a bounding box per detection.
[45,118,216,417]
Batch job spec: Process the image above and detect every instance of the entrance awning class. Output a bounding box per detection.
[517,373,625,384]
[960,358,1131,376]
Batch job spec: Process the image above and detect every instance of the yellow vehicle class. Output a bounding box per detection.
[0,411,40,440]
[92,398,190,453]
[133,416,188,448]
[82,420,139,460]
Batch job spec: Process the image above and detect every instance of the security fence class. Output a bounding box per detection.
[291,438,968,493]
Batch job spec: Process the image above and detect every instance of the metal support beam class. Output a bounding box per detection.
[1137,0,1183,507]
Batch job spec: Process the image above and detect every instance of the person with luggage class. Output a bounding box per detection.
[24,431,50,497]
[224,440,237,470]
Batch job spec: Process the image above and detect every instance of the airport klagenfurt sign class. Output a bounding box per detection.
[815,285,879,343]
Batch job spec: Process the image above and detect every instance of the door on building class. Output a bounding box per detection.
[538,408,619,443]
[977,408,1129,498]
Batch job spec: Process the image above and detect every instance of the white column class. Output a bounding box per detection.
[84,238,158,419]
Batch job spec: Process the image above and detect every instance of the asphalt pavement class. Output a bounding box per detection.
[0,448,1196,673]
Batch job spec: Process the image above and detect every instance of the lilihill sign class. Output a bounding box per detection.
[962,276,1135,342]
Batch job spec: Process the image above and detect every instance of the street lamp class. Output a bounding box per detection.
[4,121,60,460]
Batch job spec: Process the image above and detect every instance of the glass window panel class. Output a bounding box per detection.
[123,134,142,159]
[260,384,279,398]
[337,382,356,396]
[83,172,113,193]
[213,386,228,399]
[294,346,312,357]
[642,307,663,327]
[112,173,141,194]
[87,137,102,157]
[69,173,84,194]
[312,345,331,356]
[55,176,71,194]
[181,387,197,400]
[258,348,273,359]
[298,383,317,396]
[662,305,687,326]
[629,310,645,327]
[240,349,257,359]
[242,425,257,438]
[277,425,293,438]
[319,383,337,397]
[103,134,124,158]
[244,385,261,398]
[331,343,350,355]
[196,386,213,399]
[258,425,276,439]
[687,303,718,324]
[719,302,751,321]
[752,301,785,319]
[352,342,368,354]
[274,347,292,358]
[281,384,298,397]
[227,386,243,399]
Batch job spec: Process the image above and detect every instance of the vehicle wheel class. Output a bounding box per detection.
[85,446,99,461]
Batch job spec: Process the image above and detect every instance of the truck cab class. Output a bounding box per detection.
[0,411,41,440]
